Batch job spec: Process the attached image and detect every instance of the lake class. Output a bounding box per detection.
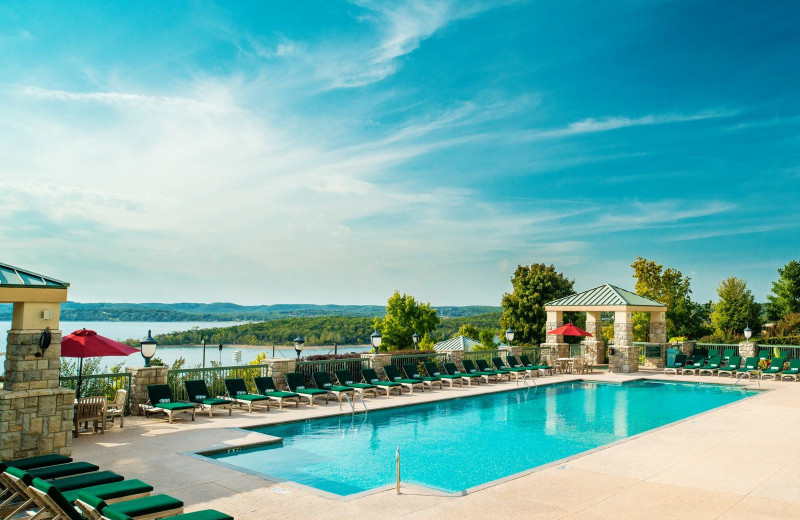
[0,321,373,373]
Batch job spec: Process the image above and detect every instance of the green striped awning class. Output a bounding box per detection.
[546,284,665,308]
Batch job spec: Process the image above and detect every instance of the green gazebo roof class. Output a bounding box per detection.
[546,284,665,308]
[0,261,70,289]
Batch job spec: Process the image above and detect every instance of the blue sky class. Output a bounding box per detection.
[1,0,798,305]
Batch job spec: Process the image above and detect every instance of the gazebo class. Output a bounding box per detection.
[543,284,667,373]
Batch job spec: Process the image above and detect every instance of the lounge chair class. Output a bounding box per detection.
[681,357,705,375]
[76,489,183,520]
[422,362,463,388]
[382,365,424,394]
[722,348,736,363]
[184,380,234,417]
[28,477,153,520]
[475,359,511,382]
[143,385,196,423]
[25,462,99,480]
[717,356,741,377]
[519,355,553,376]
[460,359,498,383]
[284,373,330,406]
[758,350,770,361]
[253,377,301,409]
[224,379,271,413]
[1,454,71,502]
[507,356,540,377]
[780,359,800,381]
[698,356,722,376]
[734,357,760,379]
[442,362,482,386]
[761,358,785,380]
[492,357,529,382]
[401,363,443,390]
[360,368,403,396]
[334,370,380,397]
[311,371,355,409]
[102,507,233,520]
[664,354,687,375]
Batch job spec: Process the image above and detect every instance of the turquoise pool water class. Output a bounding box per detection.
[208,381,756,496]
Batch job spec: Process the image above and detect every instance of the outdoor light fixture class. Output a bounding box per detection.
[412,332,420,350]
[370,330,382,351]
[505,327,515,346]
[35,327,52,358]
[218,343,223,364]
[294,335,305,360]
[201,338,207,369]
[140,330,158,367]
[744,325,752,343]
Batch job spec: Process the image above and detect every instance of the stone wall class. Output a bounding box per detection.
[266,359,296,390]
[360,353,392,376]
[739,341,758,360]
[126,366,168,415]
[609,345,638,373]
[4,330,62,391]
[0,387,74,460]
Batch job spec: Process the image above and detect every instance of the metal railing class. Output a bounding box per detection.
[295,357,369,386]
[765,344,800,361]
[569,343,587,358]
[59,372,131,414]
[389,352,450,373]
[463,349,507,365]
[696,343,740,357]
[521,346,550,364]
[167,364,270,401]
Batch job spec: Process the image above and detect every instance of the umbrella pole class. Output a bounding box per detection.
[76,357,84,398]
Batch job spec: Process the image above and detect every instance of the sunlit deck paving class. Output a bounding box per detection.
[73,370,800,520]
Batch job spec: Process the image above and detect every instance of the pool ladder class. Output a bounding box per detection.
[730,371,761,388]
[519,372,537,388]
[342,392,368,414]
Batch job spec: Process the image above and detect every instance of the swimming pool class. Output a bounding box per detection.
[207,381,757,496]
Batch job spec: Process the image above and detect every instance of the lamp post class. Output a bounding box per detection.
[218,343,223,365]
[505,327,515,348]
[412,332,420,350]
[201,339,206,369]
[744,325,752,343]
[140,330,158,367]
[294,335,305,360]
[370,330,382,352]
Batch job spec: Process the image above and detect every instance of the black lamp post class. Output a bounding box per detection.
[505,327,515,347]
[294,335,305,360]
[370,330,382,352]
[412,332,420,350]
[140,330,158,367]
[218,343,223,364]
[201,338,206,369]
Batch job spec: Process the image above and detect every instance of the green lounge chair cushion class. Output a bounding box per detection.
[49,471,124,491]
[84,493,184,518]
[0,454,72,472]
[371,380,401,387]
[63,479,153,504]
[230,393,269,402]
[103,509,232,520]
[264,390,300,398]
[194,398,233,406]
[295,388,329,395]
[156,402,196,411]
[762,368,781,373]
[717,366,737,371]
[320,384,353,392]
[32,477,83,520]
[29,462,98,479]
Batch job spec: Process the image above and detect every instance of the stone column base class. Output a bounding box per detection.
[582,341,606,364]
[361,353,392,377]
[609,345,639,373]
[541,343,569,359]
[126,366,168,415]
[266,359,296,390]
[643,343,667,368]
[0,387,74,460]
[739,341,757,360]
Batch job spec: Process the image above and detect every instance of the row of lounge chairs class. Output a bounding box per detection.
[664,354,800,380]
[0,453,231,520]
[140,356,557,422]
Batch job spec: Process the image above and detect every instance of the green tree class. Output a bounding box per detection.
[631,257,705,340]
[500,263,574,346]
[711,277,762,337]
[454,324,480,340]
[478,329,496,349]
[380,291,440,350]
[766,260,800,321]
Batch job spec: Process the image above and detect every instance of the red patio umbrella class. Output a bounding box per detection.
[61,328,139,396]
[546,323,592,337]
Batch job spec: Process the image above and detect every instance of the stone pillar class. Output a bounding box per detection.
[1,327,74,459]
[583,311,605,364]
[545,310,564,344]
[649,311,667,343]
[266,359,296,390]
[680,341,696,357]
[361,353,392,377]
[610,311,637,373]
[739,341,757,360]
[126,366,168,415]
[643,344,666,369]
[449,350,465,368]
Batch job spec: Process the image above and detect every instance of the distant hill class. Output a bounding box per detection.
[0,302,500,322]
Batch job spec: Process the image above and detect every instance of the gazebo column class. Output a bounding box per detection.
[541,310,568,359]
[610,310,637,373]
[582,311,605,365]
[649,311,667,343]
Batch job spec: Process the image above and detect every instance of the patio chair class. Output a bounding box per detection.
[421,362,463,388]
[143,385,196,423]
[74,396,107,437]
[26,476,152,520]
[311,371,355,409]
[734,357,760,379]
[519,355,553,376]
[402,363,443,390]
[698,356,722,376]
[253,376,301,409]
[360,368,403,396]
[1,460,90,510]
[1,454,70,501]
[758,350,770,360]
[572,357,587,374]
[224,379,271,413]
[492,357,529,382]
[184,380,234,417]
[664,354,687,375]
[780,359,800,381]
[680,357,705,376]
[475,359,511,381]
[382,365,424,393]
[284,372,330,406]
[717,356,741,377]
[105,389,126,428]
[722,348,736,362]
[460,359,497,383]
[76,489,183,520]
[506,356,539,377]
[442,362,482,386]
[760,357,785,380]
[102,506,233,520]
[334,370,380,397]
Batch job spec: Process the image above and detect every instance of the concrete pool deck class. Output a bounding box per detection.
[73,370,800,519]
